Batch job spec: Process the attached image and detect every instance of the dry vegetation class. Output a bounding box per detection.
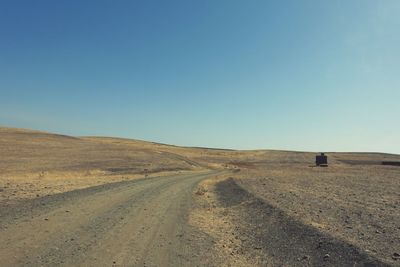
[1,126,400,266]
[0,127,267,204]
[192,153,400,266]
[0,127,225,204]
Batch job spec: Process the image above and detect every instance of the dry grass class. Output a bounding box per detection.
[0,127,210,203]
[2,126,400,265]
[191,151,400,265]
[189,173,258,267]
[0,127,306,202]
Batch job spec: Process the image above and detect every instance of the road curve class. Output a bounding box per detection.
[0,171,219,267]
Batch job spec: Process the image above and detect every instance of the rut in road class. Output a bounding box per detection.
[0,171,219,267]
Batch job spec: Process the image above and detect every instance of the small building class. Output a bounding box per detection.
[316,153,328,167]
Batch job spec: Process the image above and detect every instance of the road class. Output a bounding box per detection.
[0,171,218,267]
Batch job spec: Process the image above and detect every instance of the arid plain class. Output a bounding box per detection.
[0,127,399,266]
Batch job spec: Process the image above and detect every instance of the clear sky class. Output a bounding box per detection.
[0,1,399,153]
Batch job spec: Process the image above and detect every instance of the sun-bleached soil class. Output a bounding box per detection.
[0,171,222,267]
[0,127,215,204]
[1,126,400,266]
[191,153,400,266]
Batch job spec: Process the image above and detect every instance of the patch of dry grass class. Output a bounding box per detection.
[189,173,259,267]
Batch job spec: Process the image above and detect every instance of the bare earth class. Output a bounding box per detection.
[192,157,400,266]
[1,127,400,266]
[0,171,222,267]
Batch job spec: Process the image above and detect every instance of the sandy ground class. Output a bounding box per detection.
[235,164,400,264]
[0,171,221,267]
[0,169,198,206]
[1,126,400,266]
[0,127,213,204]
[0,126,254,204]
[189,173,260,267]
[191,155,400,266]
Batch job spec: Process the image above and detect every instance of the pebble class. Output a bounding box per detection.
[393,253,400,260]
[323,254,330,261]
[302,255,310,260]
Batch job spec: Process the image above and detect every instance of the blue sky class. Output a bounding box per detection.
[1,0,399,153]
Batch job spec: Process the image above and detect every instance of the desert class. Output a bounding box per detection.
[1,127,399,266]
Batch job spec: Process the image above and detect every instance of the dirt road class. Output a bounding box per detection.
[0,171,219,267]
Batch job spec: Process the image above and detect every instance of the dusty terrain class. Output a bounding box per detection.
[191,153,400,266]
[1,126,400,266]
[0,127,247,204]
[0,127,204,205]
[0,171,221,266]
